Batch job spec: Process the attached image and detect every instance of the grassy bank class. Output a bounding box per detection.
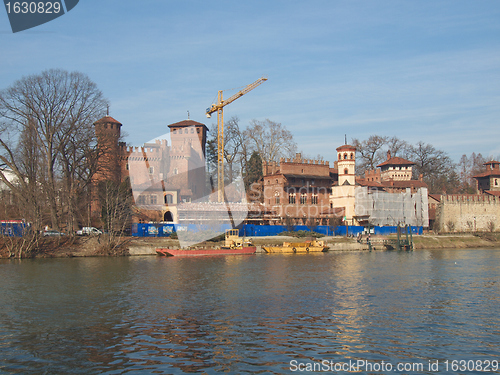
[412,233,500,249]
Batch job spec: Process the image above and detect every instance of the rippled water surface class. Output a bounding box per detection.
[1,249,499,374]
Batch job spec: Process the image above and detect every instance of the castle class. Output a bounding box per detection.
[93,116,208,223]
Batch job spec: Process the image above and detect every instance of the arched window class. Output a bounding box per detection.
[350,153,354,159]
[344,153,347,160]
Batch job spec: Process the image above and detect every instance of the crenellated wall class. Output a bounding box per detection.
[436,194,500,232]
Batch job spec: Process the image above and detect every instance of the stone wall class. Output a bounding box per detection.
[436,195,500,232]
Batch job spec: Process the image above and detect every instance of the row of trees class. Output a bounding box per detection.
[205,117,298,189]
[210,124,494,195]
[0,69,120,235]
[352,135,497,194]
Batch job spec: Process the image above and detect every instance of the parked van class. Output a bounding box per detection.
[76,227,102,236]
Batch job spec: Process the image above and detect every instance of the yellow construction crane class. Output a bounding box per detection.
[206,77,267,202]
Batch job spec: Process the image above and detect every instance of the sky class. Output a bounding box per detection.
[1,0,500,164]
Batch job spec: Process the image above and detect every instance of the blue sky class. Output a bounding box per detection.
[1,0,500,163]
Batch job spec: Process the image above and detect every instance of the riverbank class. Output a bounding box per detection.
[1,233,500,258]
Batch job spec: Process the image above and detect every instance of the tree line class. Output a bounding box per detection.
[205,116,298,189]
[0,68,134,246]
[352,135,497,194]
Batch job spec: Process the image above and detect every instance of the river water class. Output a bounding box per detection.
[0,249,499,374]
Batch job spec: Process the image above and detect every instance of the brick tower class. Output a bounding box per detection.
[91,115,122,217]
[94,115,122,183]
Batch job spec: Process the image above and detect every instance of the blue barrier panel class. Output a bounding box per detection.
[132,223,423,238]
[334,226,364,236]
[0,222,29,237]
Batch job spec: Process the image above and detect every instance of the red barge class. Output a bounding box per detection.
[156,229,256,257]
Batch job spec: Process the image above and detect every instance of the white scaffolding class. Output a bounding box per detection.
[355,187,429,227]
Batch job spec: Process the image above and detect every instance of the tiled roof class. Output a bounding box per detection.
[377,156,414,167]
[168,120,207,128]
[355,177,385,188]
[485,190,500,197]
[94,116,122,125]
[380,179,428,188]
[473,170,500,178]
[484,160,500,165]
[336,144,356,151]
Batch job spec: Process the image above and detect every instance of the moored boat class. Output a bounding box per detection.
[156,246,256,257]
[263,240,328,253]
[156,229,256,257]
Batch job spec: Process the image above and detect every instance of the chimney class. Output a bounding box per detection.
[387,150,391,160]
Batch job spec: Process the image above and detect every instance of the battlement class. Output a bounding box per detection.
[120,139,168,155]
[279,156,328,166]
[442,194,499,204]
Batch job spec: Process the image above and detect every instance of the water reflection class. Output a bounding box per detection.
[1,250,500,374]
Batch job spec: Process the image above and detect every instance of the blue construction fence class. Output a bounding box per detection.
[0,221,30,237]
[132,223,423,237]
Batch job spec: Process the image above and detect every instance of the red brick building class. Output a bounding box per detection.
[262,153,342,225]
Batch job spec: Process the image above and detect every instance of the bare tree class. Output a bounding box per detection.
[0,69,107,233]
[408,141,455,193]
[352,135,388,175]
[245,119,297,163]
[386,136,410,158]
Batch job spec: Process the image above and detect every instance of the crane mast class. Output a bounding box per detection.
[206,77,267,202]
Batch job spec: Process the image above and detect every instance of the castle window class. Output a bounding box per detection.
[173,129,177,134]
[311,194,318,204]
[496,179,498,186]
[149,167,154,174]
[275,192,280,205]
[165,194,173,204]
[197,128,200,133]
[300,193,307,204]
[173,168,178,175]
[344,168,348,174]
[344,153,347,159]
[289,193,296,204]
[191,128,194,133]
[137,195,146,205]
[126,164,129,171]
[184,129,188,134]
[150,195,157,205]
[350,153,353,159]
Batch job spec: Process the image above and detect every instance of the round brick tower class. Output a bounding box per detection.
[94,115,122,183]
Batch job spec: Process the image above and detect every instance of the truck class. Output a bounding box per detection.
[76,227,102,236]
